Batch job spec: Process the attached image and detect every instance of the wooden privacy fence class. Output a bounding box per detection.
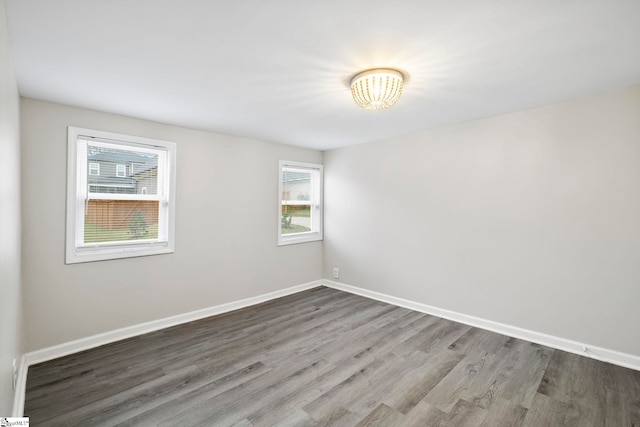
[85,200,159,230]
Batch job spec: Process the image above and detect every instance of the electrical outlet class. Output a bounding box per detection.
[333,267,339,279]
[12,358,17,391]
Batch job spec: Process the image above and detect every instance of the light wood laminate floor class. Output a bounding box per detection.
[25,286,640,426]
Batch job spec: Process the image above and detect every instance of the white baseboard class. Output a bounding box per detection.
[13,277,639,417]
[12,280,323,416]
[24,280,322,367]
[12,355,27,417]
[322,280,640,372]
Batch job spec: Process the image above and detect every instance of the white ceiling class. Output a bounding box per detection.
[5,0,640,150]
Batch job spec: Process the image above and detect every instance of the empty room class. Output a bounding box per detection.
[1,0,639,425]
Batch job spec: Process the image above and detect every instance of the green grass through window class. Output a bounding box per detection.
[84,223,159,243]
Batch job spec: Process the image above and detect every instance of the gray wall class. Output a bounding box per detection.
[324,86,640,357]
[0,0,22,414]
[21,98,323,351]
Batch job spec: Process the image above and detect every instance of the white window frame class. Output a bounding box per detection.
[278,160,323,246]
[66,126,177,264]
[116,163,126,177]
[89,162,100,176]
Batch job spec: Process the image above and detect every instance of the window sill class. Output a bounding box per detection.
[278,232,323,246]
[66,243,174,264]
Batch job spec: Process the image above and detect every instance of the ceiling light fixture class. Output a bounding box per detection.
[350,68,404,110]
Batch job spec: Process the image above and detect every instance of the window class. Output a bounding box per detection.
[89,162,100,175]
[66,127,176,263]
[278,160,323,245]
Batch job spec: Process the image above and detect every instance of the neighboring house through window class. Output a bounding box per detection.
[66,127,177,263]
[278,160,323,245]
[89,162,99,176]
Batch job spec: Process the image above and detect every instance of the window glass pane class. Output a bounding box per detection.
[67,127,176,263]
[281,169,311,202]
[281,167,313,235]
[87,145,158,195]
[281,205,311,235]
[84,200,160,243]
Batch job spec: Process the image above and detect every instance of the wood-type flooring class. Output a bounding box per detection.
[25,286,640,426]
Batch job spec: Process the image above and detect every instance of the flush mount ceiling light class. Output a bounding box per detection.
[350,68,404,110]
